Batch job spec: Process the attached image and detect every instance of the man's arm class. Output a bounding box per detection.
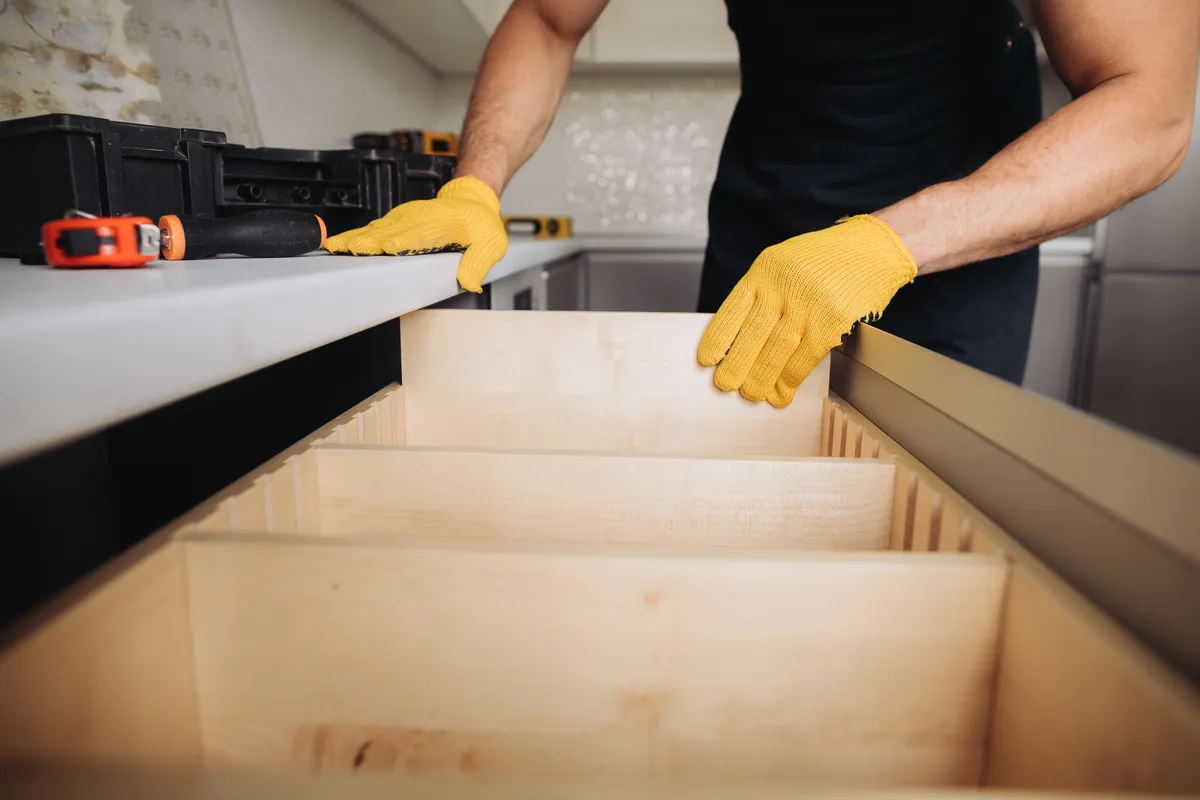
[875,0,1200,275]
[457,0,610,196]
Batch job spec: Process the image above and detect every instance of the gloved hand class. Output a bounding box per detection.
[322,175,507,293]
[697,215,918,408]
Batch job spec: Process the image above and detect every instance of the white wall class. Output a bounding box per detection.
[226,0,438,149]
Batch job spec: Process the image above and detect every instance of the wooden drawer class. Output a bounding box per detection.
[2,310,1198,799]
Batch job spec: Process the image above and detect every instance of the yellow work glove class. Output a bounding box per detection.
[697,215,918,408]
[323,175,507,293]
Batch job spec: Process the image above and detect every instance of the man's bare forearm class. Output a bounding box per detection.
[876,75,1195,274]
[457,0,608,196]
[876,0,1200,275]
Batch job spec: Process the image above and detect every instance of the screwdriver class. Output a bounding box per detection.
[159,209,327,261]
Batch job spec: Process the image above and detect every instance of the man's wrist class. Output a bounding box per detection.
[455,142,510,198]
[873,181,969,276]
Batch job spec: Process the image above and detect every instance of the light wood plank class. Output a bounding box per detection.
[294,451,321,536]
[360,406,380,445]
[889,465,916,552]
[191,499,233,533]
[399,311,827,457]
[377,394,396,446]
[820,397,833,456]
[985,563,1200,793]
[392,386,407,445]
[937,504,965,553]
[0,764,1130,800]
[0,540,202,763]
[845,419,863,458]
[314,446,895,551]
[826,397,1013,557]
[267,463,299,535]
[186,540,1006,785]
[336,420,361,445]
[909,482,941,552]
[230,478,269,533]
[831,404,848,457]
[860,431,880,459]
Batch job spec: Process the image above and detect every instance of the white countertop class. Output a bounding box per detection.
[0,229,1093,466]
[0,239,581,466]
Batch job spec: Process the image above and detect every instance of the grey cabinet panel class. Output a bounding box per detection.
[1023,262,1085,403]
[545,258,587,311]
[585,250,704,312]
[1086,272,1200,455]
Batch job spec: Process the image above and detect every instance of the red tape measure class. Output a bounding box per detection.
[41,211,161,269]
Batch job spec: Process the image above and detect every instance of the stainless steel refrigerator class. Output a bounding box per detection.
[1076,133,1200,456]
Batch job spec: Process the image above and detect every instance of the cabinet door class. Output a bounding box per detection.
[1086,272,1200,455]
[592,0,738,66]
[585,250,704,312]
[1023,261,1085,403]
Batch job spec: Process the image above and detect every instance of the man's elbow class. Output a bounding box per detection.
[1160,113,1193,182]
[1142,94,1195,193]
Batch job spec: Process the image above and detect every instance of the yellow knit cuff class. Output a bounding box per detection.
[835,215,919,282]
[438,175,501,214]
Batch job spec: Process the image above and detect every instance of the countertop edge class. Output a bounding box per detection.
[0,240,583,466]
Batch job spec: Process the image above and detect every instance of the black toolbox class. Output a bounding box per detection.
[0,114,456,259]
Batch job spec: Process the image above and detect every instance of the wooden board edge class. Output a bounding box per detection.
[159,384,405,538]
[175,530,1009,571]
[828,394,1200,761]
[0,763,1154,799]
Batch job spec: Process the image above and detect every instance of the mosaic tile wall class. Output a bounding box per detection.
[562,75,739,233]
[438,74,741,235]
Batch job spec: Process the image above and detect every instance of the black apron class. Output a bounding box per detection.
[699,0,1043,383]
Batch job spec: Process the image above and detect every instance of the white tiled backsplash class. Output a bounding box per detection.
[436,75,739,235]
[559,76,738,233]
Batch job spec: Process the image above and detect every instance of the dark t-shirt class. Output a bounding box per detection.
[700,0,1043,382]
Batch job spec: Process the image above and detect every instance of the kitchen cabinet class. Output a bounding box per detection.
[1085,272,1200,455]
[588,0,738,69]
[340,0,734,75]
[584,249,704,312]
[2,310,1198,798]
[1021,238,1092,403]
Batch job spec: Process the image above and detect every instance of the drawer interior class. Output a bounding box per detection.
[3,308,1199,797]
[1,536,1006,788]
[396,311,828,457]
[4,533,1198,794]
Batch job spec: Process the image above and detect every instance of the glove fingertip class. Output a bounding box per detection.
[767,387,795,409]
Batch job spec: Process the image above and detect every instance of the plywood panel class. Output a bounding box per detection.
[230,478,269,533]
[360,405,380,445]
[890,465,916,551]
[0,764,1127,800]
[0,540,202,763]
[937,504,965,553]
[985,563,1200,793]
[295,451,322,536]
[314,446,895,550]
[844,419,864,458]
[267,463,299,535]
[186,540,1005,785]
[191,499,234,533]
[399,311,827,457]
[831,404,848,457]
[909,481,942,552]
[820,397,833,456]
